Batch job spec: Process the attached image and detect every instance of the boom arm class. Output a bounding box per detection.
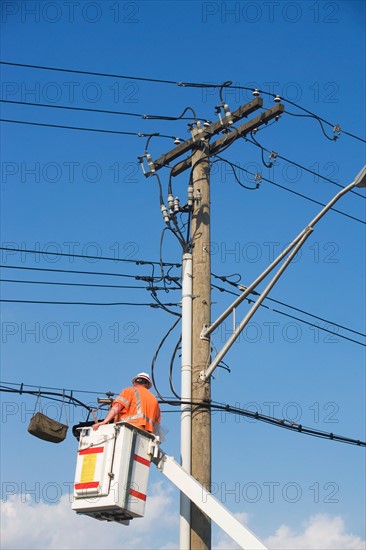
[153,450,267,550]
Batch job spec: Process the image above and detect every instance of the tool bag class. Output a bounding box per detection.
[28,394,69,443]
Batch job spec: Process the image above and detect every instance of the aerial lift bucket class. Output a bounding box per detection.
[72,422,158,525]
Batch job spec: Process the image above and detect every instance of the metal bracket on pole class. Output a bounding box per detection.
[199,370,206,381]
[200,324,210,340]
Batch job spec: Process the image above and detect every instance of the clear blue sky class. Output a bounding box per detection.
[1,1,365,549]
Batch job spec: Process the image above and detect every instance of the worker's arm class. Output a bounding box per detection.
[92,403,122,431]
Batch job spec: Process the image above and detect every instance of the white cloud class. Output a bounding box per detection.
[264,513,366,550]
[2,490,365,550]
[0,481,178,550]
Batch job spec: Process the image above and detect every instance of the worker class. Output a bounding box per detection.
[92,372,161,435]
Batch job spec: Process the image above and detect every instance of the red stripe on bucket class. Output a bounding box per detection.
[78,447,104,455]
[129,488,147,501]
[133,454,150,467]
[75,481,99,490]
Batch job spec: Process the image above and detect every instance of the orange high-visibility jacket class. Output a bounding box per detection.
[112,385,161,434]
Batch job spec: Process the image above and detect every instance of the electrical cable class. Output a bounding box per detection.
[0,118,181,140]
[0,278,181,291]
[1,61,363,143]
[151,317,181,401]
[214,156,366,225]
[213,283,365,347]
[169,336,182,399]
[1,380,108,396]
[245,134,365,199]
[215,155,260,190]
[0,246,180,267]
[0,99,198,122]
[0,264,176,282]
[1,263,362,343]
[1,383,364,446]
[0,298,181,307]
[211,277,366,346]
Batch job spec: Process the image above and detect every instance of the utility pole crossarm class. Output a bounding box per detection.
[209,103,285,155]
[143,97,264,175]
[172,103,285,176]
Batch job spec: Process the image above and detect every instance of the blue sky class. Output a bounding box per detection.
[1,1,365,549]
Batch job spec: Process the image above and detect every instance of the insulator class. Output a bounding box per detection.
[252,89,260,97]
[137,156,147,175]
[167,194,174,210]
[160,204,170,223]
[223,103,233,124]
[174,137,181,145]
[274,95,281,103]
[203,120,211,127]
[146,153,155,173]
[174,197,180,212]
[187,185,194,206]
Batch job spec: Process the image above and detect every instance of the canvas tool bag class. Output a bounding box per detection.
[28,395,69,443]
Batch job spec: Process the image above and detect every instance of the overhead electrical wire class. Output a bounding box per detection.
[211,283,365,348]
[0,246,180,267]
[245,133,366,199]
[0,278,180,291]
[1,382,364,447]
[0,99,198,121]
[0,263,178,281]
[0,118,183,140]
[1,61,363,143]
[1,265,363,344]
[151,317,181,400]
[0,298,181,307]
[1,381,108,396]
[213,275,365,339]
[214,155,366,225]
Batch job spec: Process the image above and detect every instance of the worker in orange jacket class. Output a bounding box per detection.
[92,372,161,435]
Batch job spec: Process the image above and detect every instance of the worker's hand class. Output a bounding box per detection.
[92,421,104,431]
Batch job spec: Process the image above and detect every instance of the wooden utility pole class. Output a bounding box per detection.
[190,136,211,550]
[140,95,285,550]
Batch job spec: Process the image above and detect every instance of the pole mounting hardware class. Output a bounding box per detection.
[200,324,210,340]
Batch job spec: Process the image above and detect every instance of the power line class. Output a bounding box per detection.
[213,275,365,338]
[2,61,363,143]
[0,99,198,122]
[2,264,363,343]
[0,380,106,396]
[245,135,366,199]
[211,283,365,347]
[0,264,154,280]
[0,60,179,85]
[1,383,364,447]
[215,156,366,225]
[0,278,180,291]
[0,118,183,140]
[0,298,181,307]
[0,246,180,267]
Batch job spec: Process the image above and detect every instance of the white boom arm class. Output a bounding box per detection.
[153,450,267,550]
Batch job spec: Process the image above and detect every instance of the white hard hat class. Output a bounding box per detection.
[132,372,152,389]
